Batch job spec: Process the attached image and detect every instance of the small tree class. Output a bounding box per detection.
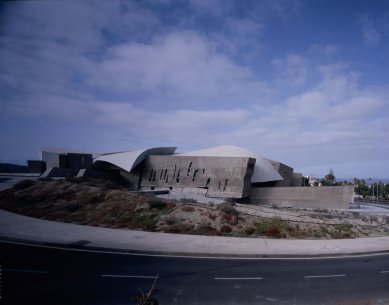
[324,169,335,186]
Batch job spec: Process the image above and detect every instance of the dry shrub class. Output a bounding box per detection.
[166,202,176,209]
[13,179,35,190]
[222,213,238,225]
[217,202,239,216]
[255,217,286,239]
[165,215,178,225]
[164,224,194,234]
[244,227,255,235]
[223,213,232,221]
[194,222,219,236]
[181,206,195,212]
[220,225,232,233]
[76,191,105,205]
[148,199,167,210]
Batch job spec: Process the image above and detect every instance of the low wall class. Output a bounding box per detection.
[250,186,354,209]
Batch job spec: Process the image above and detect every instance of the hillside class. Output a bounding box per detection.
[1,178,389,239]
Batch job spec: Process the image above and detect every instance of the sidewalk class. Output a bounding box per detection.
[1,209,389,258]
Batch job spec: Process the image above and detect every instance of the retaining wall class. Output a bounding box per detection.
[250,186,354,209]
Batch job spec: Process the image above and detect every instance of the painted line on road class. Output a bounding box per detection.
[304,274,346,279]
[3,239,389,261]
[380,270,389,274]
[214,277,263,280]
[3,268,48,274]
[101,274,159,279]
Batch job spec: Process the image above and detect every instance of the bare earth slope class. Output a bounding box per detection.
[1,178,389,239]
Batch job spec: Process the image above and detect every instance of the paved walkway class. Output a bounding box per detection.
[1,209,389,258]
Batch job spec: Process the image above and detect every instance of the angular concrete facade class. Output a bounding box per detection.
[141,155,256,198]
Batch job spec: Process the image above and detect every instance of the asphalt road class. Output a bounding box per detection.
[1,241,389,305]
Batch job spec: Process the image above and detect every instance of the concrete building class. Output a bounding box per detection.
[34,145,353,209]
[39,148,93,177]
[94,145,283,198]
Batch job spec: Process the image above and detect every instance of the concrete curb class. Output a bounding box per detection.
[2,209,389,259]
[2,235,389,259]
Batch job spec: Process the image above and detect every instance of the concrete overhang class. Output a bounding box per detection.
[93,147,177,173]
[177,145,283,183]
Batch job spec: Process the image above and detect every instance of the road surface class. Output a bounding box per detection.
[1,240,389,304]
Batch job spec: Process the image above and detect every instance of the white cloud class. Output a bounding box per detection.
[358,13,382,47]
[1,1,389,177]
[272,54,309,85]
[87,30,269,107]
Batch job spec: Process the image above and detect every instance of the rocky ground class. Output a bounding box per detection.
[1,178,389,239]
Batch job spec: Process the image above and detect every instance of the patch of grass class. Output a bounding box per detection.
[244,227,255,235]
[254,217,286,238]
[334,223,353,233]
[217,202,239,216]
[320,225,330,235]
[148,198,167,210]
[126,212,159,230]
[131,273,159,305]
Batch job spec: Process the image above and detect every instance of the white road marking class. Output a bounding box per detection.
[3,239,389,261]
[214,277,263,280]
[380,270,389,274]
[3,268,47,274]
[101,274,159,279]
[304,274,346,279]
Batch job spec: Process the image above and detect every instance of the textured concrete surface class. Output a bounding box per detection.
[1,209,389,258]
[251,185,354,209]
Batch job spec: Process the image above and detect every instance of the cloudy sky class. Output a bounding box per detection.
[1,0,388,178]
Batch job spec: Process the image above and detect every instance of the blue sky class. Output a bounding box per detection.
[1,0,388,178]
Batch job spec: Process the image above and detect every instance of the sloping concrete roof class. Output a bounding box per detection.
[93,147,177,172]
[177,145,283,183]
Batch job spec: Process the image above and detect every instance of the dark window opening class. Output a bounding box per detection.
[164,169,167,180]
[223,179,228,191]
[160,169,163,180]
[148,169,154,182]
[202,169,205,174]
[187,162,192,176]
[192,169,199,182]
[176,169,180,183]
[152,171,156,181]
[206,178,211,187]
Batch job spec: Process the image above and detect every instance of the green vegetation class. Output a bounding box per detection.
[254,217,286,238]
[131,274,159,305]
[217,202,239,216]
